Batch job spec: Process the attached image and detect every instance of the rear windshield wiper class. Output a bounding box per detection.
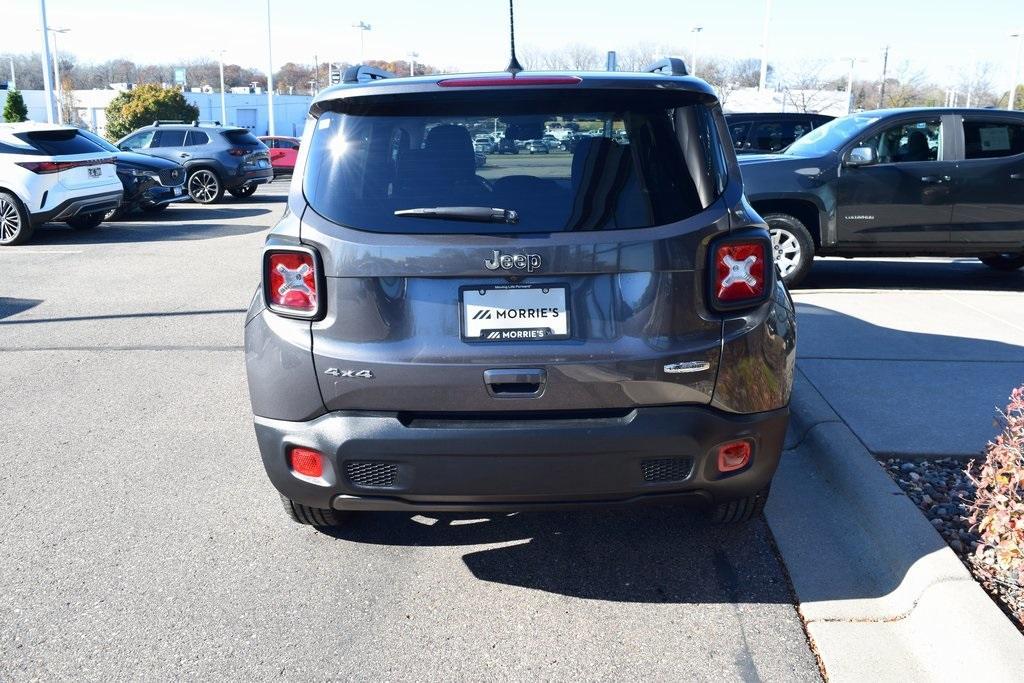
[394,206,519,224]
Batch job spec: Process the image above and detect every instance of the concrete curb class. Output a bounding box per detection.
[767,368,1024,681]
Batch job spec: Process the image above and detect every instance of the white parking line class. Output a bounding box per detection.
[0,250,83,255]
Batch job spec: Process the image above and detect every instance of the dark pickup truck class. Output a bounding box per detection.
[740,108,1024,285]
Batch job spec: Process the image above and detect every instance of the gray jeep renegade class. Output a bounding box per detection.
[244,61,796,528]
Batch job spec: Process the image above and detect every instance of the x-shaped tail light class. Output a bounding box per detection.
[265,250,320,317]
[713,241,768,307]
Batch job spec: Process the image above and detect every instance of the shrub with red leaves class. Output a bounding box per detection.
[968,386,1024,586]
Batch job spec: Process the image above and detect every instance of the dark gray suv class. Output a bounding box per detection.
[244,62,796,529]
[116,122,273,204]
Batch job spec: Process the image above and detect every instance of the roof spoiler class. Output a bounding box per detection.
[643,57,689,77]
[342,65,397,84]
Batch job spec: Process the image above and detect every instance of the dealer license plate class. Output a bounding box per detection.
[461,285,570,342]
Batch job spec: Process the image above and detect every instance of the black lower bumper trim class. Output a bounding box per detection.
[254,404,789,512]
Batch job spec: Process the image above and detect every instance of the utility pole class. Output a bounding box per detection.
[7,58,14,90]
[353,21,371,64]
[758,0,772,90]
[265,0,275,135]
[218,51,227,125]
[1010,31,1023,111]
[690,27,703,78]
[38,0,55,123]
[878,45,890,109]
[313,54,319,91]
[845,57,856,115]
[408,52,419,77]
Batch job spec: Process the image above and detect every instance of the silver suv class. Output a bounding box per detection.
[116,121,272,203]
[244,62,796,529]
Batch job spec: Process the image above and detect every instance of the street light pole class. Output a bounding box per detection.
[38,0,55,123]
[845,57,857,115]
[758,0,772,90]
[265,0,275,136]
[408,52,419,77]
[1009,31,1023,111]
[690,26,703,77]
[218,51,227,125]
[48,28,69,125]
[353,21,371,64]
[7,58,14,90]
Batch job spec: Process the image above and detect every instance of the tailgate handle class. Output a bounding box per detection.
[483,368,546,397]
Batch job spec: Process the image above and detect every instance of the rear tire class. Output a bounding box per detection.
[979,253,1024,271]
[187,168,224,204]
[280,494,347,528]
[708,487,771,524]
[763,213,815,287]
[66,212,104,230]
[0,191,33,246]
[228,185,257,199]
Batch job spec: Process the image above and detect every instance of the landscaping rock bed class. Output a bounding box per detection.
[880,457,1023,632]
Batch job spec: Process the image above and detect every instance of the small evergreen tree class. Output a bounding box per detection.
[104,84,199,141]
[3,89,29,123]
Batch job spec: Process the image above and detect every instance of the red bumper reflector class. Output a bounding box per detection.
[717,441,752,472]
[289,447,324,478]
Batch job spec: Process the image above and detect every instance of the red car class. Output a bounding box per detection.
[258,136,301,176]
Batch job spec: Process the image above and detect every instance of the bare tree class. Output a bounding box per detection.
[565,43,600,71]
[777,59,836,113]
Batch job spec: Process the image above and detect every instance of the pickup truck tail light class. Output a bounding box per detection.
[709,237,772,311]
[263,248,324,319]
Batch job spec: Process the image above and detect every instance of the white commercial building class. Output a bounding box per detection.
[0,88,313,138]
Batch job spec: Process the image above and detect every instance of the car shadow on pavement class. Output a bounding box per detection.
[324,507,797,604]
[796,258,1024,292]
[27,213,271,244]
[0,297,43,321]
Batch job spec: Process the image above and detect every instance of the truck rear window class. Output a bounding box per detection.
[303,90,727,234]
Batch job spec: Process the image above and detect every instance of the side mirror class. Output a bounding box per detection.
[118,144,130,151]
[846,147,878,167]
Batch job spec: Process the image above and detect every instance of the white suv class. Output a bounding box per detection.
[0,123,123,246]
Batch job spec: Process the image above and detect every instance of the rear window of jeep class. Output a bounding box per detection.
[303,89,727,234]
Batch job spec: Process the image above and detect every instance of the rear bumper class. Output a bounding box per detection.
[30,190,123,226]
[254,405,789,512]
[225,167,274,190]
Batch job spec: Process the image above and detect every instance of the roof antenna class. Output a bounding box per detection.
[505,0,524,75]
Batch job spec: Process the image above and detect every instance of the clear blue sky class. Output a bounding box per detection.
[6,0,1024,89]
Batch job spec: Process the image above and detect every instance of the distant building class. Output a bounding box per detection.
[722,87,850,117]
[0,88,312,138]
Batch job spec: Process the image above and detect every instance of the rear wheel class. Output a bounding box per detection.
[187,168,224,204]
[0,191,33,246]
[104,206,126,221]
[708,487,771,524]
[228,184,257,199]
[66,212,104,230]
[280,494,348,528]
[763,213,815,287]
[979,253,1024,271]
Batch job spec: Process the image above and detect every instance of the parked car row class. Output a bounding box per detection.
[0,119,306,245]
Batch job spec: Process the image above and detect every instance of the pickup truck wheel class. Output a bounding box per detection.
[979,253,1024,271]
[708,487,770,524]
[763,213,814,287]
[280,494,348,528]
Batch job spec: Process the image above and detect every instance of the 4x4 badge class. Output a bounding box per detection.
[484,250,541,272]
[324,368,374,379]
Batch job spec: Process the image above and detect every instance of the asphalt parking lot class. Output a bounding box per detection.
[0,182,821,680]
